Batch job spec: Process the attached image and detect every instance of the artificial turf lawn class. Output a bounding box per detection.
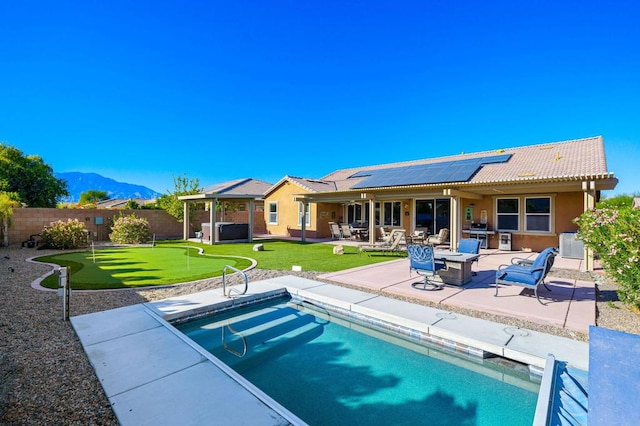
[34,239,401,290]
[35,245,252,290]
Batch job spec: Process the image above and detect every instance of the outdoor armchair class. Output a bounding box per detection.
[495,247,558,304]
[426,228,449,247]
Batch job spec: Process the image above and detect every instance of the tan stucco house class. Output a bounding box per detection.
[263,136,617,269]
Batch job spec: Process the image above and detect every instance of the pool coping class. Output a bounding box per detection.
[71,275,589,425]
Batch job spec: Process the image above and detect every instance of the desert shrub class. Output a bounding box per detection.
[41,219,89,249]
[575,206,640,308]
[109,213,150,244]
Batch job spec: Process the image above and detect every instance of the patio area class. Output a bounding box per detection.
[318,246,597,334]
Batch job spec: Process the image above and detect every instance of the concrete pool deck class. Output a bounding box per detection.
[318,247,597,334]
[72,275,589,425]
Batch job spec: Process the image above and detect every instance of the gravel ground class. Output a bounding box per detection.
[2,244,639,424]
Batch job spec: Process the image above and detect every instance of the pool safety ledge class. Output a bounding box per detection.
[72,275,589,425]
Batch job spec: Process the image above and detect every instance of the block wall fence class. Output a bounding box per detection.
[5,208,266,246]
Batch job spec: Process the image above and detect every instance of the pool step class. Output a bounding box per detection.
[182,305,327,372]
[549,362,588,425]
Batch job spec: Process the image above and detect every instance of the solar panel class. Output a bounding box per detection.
[350,154,512,189]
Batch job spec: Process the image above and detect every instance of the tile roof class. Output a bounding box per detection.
[264,175,337,195]
[200,178,272,196]
[318,136,613,191]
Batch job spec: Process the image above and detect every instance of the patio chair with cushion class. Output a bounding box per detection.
[340,223,353,239]
[407,230,425,244]
[458,238,481,275]
[426,228,449,247]
[329,222,342,240]
[378,227,390,242]
[495,247,558,304]
[408,244,447,291]
[359,229,406,256]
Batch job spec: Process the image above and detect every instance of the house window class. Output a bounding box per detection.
[525,197,551,232]
[376,201,402,227]
[298,202,310,227]
[268,202,278,225]
[496,198,519,231]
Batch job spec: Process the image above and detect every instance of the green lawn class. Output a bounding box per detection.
[191,239,400,271]
[34,239,401,290]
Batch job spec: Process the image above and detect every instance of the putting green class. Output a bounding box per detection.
[35,246,254,290]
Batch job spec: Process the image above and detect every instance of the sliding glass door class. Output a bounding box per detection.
[416,198,450,234]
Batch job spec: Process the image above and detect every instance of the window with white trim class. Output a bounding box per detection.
[268,202,278,225]
[525,197,551,232]
[298,202,310,226]
[496,198,519,231]
[375,201,402,227]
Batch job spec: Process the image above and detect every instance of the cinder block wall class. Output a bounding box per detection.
[6,207,267,246]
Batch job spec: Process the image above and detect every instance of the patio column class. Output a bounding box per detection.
[248,198,254,242]
[450,195,460,252]
[362,194,376,245]
[582,181,596,271]
[301,201,307,243]
[210,197,217,244]
[183,200,189,240]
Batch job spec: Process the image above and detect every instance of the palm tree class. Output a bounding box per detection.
[0,192,20,246]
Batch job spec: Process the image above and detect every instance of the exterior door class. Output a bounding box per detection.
[416,198,450,234]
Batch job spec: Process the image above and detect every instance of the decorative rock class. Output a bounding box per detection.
[333,245,344,255]
[253,244,264,252]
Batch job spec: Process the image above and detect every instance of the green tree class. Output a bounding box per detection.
[124,199,140,210]
[79,190,109,206]
[0,144,68,207]
[0,191,20,246]
[597,193,636,209]
[156,174,202,222]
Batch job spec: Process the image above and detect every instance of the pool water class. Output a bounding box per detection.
[176,297,539,425]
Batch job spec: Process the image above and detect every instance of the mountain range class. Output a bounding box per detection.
[55,172,162,203]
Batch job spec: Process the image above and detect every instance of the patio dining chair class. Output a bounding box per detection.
[458,238,481,275]
[408,244,447,291]
[495,247,558,304]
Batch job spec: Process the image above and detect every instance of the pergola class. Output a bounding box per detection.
[177,178,271,244]
[178,193,258,243]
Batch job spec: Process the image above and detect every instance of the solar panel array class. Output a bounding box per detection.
[349,154,512,189]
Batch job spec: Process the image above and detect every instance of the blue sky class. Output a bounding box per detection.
[1,1,638,196]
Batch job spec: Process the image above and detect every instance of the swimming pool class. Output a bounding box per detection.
[175,295,540,425]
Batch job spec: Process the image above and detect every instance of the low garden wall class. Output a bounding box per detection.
[6,208,266,246]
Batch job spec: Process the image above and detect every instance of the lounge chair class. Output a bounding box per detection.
[359,229,406,256]
[408,244,447,291]
[426,228,449,247]
[495,247,558,304]
[458,238,481,275]
[329,222,342,240]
